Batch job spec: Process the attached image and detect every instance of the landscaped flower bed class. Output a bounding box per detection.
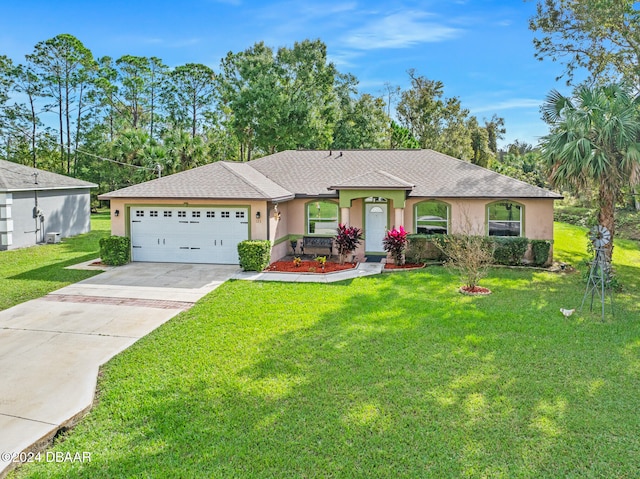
[265,260,357,273]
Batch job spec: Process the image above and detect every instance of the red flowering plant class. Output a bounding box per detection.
[334,224,364,264]
[383,226,408,265]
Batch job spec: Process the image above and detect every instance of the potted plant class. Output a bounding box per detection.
[334,224,364,265]
[383,226,408,265]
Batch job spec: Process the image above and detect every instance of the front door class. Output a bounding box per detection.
[365,202,388,252]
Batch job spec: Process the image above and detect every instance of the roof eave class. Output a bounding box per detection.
[97,194,296,202]
[4,184,97,193]
[328,186,414,191]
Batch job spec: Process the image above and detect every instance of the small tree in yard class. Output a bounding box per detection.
[383,226,408,265]
[334,224,363,264]
[437,234,494,293]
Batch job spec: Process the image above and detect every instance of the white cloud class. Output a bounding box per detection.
[471,98,542,114]
[342,10,461,50]
[299,1,358,17]
[328,49,364,68]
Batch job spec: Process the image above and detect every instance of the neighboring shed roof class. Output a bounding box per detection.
[0,160,96,192]
[99,161,294,201]
[100,149,563,201]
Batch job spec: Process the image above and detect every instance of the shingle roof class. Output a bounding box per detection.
[0,160,96,192]
[329,170,415,190]
[250,150,562,199]
[100,150,563,201]
[99,161,294,201]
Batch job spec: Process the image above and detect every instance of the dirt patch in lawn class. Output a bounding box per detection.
[265,260,357,273]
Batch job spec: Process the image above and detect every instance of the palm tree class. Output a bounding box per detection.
[541,84,640,261]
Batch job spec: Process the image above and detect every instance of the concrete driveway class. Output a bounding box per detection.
[0,262,238,477]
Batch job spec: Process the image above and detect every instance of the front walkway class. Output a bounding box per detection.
[233,262,383,283]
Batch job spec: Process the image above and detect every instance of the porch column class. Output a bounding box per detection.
[394,207,404,229]
[341,207,350,226]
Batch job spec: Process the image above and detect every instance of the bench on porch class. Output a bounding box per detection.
[301,236,334,258]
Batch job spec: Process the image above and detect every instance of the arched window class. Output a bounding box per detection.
[415,201,449,235]
[487,201,522,237]
[307,201,339,235]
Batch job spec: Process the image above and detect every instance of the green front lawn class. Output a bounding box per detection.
[0,213,110,311]
[11,223,640,478]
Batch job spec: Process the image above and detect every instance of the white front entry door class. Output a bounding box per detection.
[130,206,249,264]
[365,203,388,252]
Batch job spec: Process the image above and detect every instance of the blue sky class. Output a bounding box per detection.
[1,0,576,148]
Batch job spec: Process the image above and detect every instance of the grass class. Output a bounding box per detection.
[10,222,640,478]
[0,213,110,311]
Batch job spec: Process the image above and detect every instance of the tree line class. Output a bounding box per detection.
[0,34,508,195]
[530,0,640,261]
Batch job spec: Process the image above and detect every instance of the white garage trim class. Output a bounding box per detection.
[129,206,249,264]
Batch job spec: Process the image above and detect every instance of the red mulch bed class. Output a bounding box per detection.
[459,285,492,295]
[265,260,357,273]
[383,263,425,270]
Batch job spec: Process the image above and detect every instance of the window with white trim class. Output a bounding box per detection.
[415,201,449,235]
[307,201,338,235]
[488,202,522,237]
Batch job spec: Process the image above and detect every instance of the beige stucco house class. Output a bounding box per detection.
[99,149,562,264]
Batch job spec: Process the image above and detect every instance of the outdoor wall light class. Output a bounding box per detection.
[256,211,261,220]
[114,209,120,217]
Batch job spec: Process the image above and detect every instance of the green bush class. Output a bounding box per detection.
[491,237,529,265]
[99,236,131,266]
[531,239,552,266]
[237,240,271,271]
[406,234,447,263]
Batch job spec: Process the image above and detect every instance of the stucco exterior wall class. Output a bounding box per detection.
[404,197,556,239]
[1,188,91,250]
[108,195,557,263]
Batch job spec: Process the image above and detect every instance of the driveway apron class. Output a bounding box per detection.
[0,262,238,477]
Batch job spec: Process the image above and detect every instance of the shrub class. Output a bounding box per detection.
[492,237,529,265]
[383,226,408,265]
[334,224,363,264]
[530,239,552,266]
[237,240,271,271]
[99,236,131,266]
[406,234,446,263]
[436,234,494,290]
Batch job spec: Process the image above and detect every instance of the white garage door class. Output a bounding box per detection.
[130,206,249,264]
